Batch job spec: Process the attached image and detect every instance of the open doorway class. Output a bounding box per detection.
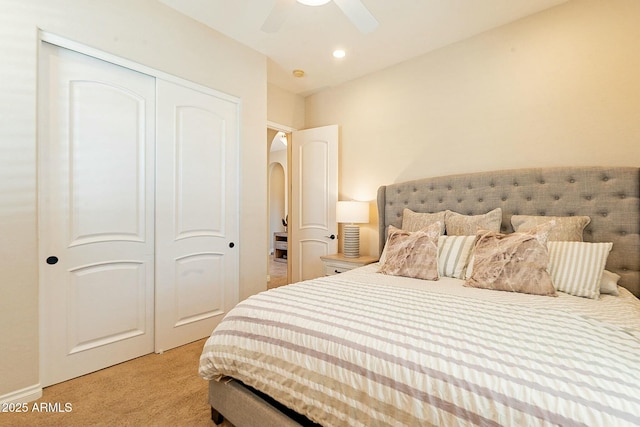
[267,128,289,288]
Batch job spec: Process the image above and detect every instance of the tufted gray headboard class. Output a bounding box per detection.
[377,166,640,297]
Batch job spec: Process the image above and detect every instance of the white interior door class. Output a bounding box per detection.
[39,43,156,386]
[155,80,239,352]
[290,125,339,282]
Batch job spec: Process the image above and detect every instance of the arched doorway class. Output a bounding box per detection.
[267,130,289,288]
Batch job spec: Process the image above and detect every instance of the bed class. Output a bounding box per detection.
[199,166,640,427]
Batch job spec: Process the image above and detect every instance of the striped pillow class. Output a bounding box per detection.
[437,235,476,278]
[547,241,613,299]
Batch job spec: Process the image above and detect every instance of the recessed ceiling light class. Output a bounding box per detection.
[292,69,305,78]
[333,49,346,59]
[296,0,331,6]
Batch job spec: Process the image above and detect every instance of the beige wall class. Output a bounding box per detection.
[267,83,305,130]
[0,0,266,398]
[305,0,640,257]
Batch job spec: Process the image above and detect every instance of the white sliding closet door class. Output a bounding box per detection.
[39,41,240,386]
[155,80,239,353]
[39,43,156,386]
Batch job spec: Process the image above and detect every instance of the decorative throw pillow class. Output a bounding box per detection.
[465,225,556,296]
[599,270,620,296]
[437,235,476,279]
[445,208,502,236]
[378,223,440,281]
[511,215,591,241]
[547,241,613,299]
[402,209,446,235]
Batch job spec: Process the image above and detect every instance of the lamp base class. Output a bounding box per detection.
[342,224,360,258]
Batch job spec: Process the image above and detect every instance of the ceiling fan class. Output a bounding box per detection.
[261,0,379,34]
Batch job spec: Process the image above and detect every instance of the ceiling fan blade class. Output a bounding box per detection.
[261,0,294,33]
[333,0,379,34]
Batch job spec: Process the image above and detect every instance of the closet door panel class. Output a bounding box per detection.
[69,81,145,244]
[174,253,225,326]
[39,42,155,387]
[155,79,239,352]
[174,105,224,238]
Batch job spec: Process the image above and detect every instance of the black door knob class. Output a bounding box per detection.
[229,242,235,248]
[46,256,59,265]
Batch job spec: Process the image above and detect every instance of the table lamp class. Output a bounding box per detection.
[336,201,369,258]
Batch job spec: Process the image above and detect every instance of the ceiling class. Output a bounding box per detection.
[158,0,568,96]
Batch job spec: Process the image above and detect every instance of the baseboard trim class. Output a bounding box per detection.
[0,384,43,404]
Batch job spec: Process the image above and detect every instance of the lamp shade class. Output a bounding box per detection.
[336,201,369,224]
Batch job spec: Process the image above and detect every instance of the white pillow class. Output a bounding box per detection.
[437,235,475,279]
[599,270,620,296]
[547,241,613,299]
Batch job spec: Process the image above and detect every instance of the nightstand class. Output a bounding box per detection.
[320,253,379,276]
[273,232,287,263]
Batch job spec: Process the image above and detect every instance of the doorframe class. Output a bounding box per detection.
[267,121,295,133]
[266,121,296,284]
[37,31,241,389]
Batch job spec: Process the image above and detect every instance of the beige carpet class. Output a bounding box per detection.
[4,264,292,427]
[0,339,214,427]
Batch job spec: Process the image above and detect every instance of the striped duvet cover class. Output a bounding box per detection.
[199,264,640,427]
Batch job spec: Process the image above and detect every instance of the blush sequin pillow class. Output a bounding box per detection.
[465,223,557,296]
[378,223,440,281]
